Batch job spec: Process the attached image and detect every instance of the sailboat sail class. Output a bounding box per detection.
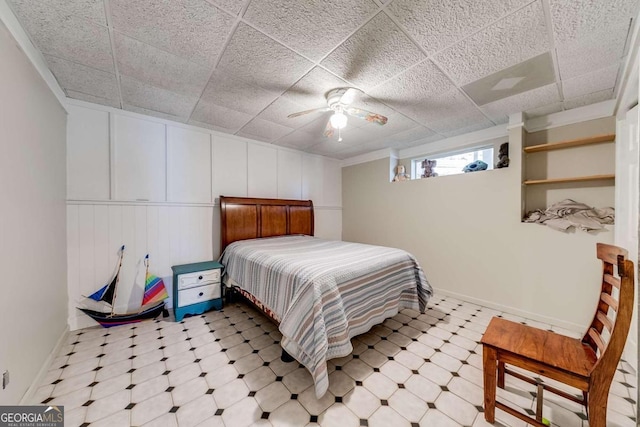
[78,246,167,328]
[142,254,168,305]
[87,245,124,304]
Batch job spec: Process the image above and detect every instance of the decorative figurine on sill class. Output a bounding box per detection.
[421,159,438,178]
[496,142,510,168]
[462,160,488,173]
[392,164,410,182]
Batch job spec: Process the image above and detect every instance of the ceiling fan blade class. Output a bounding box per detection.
[287,107,330,119]
[339,88,358,105]
[323,119,334,138]
[345,107,388,125]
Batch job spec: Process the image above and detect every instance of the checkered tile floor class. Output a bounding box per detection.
[32,295,637,426]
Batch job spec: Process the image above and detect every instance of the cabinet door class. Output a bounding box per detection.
[168,126,211,203]
[114,115,166,201]
[212,135,247,199]
[277,149,302,199]
[248,144,277,198]
[302,154,323,204]
[67,105,110,200]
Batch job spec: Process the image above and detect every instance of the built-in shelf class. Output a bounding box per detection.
[523,174,615,185]
[523,134,615,153]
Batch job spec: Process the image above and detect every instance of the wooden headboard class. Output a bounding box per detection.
[220,196,314,251]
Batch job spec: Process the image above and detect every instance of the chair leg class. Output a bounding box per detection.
[497,361,505,389]
[483,346,498,423]
[587,390,607,427]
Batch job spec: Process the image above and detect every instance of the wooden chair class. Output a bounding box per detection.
[481,243,635,427]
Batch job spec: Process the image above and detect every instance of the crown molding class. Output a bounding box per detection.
[0,0,67,112]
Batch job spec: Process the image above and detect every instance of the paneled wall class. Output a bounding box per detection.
[67,102,342,330]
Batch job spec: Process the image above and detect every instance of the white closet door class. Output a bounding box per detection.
[323,158,342,207]
[302,154,323,204]
[248,144,277,198]
[168,126,211,203]
[114,115,166,201]
[67,105,110,200]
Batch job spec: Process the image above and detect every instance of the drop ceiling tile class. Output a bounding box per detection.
[422,90,494,134]
[562,63,620,100]
[274,129,324,150]
[282,67,351,109]
[206,0,245,15]
[525,102,563,118]
[114,33,210,98]
[200,71,281,116]
[123,104,188,124]
[66,90,121,109]
[120,75,198,118]
[388,0,531,55]
[367,60,456,121]
[10,1,114,72]
[384,126,438,147]
[556,30,628,80]
[237,118,294,143]
[45,55,119,102]
[400,133,444,148]
[339,127,380,146]
[321,12,425,90]
[10,0,106,25]
[357,112,419,138]
[550,0,636,46]
[243,0,378,61]
[190,100,253,132]
[563,89,614,110]
[308,139,357,157]
[109,0,235,67]
[216,23,314,92]
[480,84,561,123]
[441,121,496,137]
[350,95,398,125]
[257,97,329,129]
[299,114,334,138]
[435,1,548,85]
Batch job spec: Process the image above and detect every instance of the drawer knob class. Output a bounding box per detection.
[199,292,204,297]
[198,275,203,280]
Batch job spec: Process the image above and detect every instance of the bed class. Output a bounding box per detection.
[219,196,432,397]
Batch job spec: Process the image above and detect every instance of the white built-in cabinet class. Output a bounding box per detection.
[113,114,166,201]
[66,103,342,207]
[67,105,110,200]
[167,126,211,203]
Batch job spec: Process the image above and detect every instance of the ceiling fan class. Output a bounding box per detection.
[287,88,388,141]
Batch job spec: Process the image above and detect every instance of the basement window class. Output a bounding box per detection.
[411,146,494,178]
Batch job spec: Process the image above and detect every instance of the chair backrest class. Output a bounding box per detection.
[583,243,635,378]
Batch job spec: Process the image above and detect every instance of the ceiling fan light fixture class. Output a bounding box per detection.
[330,111,348,129]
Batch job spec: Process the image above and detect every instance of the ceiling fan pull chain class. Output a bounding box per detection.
[338,127,343,142]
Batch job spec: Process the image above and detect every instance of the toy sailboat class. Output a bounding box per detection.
[78,246,169,328]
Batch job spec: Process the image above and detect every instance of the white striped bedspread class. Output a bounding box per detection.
[220,235,432,398]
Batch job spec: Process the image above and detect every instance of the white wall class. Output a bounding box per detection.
[0,21,68,403]
[67,102,342,330]
[342,122,615,332]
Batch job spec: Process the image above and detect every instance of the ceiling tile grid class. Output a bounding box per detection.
[114,33,212,98]
[387,0,532,56]
[44,54,119,103]
[10,1,114,72]
[120,75,198,119]
[7,0,639,158]
[434,1,549,86]
[243,0,378,62]
[561,63,620,100]
[216,22,315,91]
[109,0,236,68]
[321,11,426,90]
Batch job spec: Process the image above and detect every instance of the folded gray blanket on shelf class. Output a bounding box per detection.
[523,199,614,232]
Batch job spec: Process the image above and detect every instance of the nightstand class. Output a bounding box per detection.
[172,261,223,322]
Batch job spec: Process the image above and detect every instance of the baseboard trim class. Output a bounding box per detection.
[432,287,585,332]
[19,326,69,405]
